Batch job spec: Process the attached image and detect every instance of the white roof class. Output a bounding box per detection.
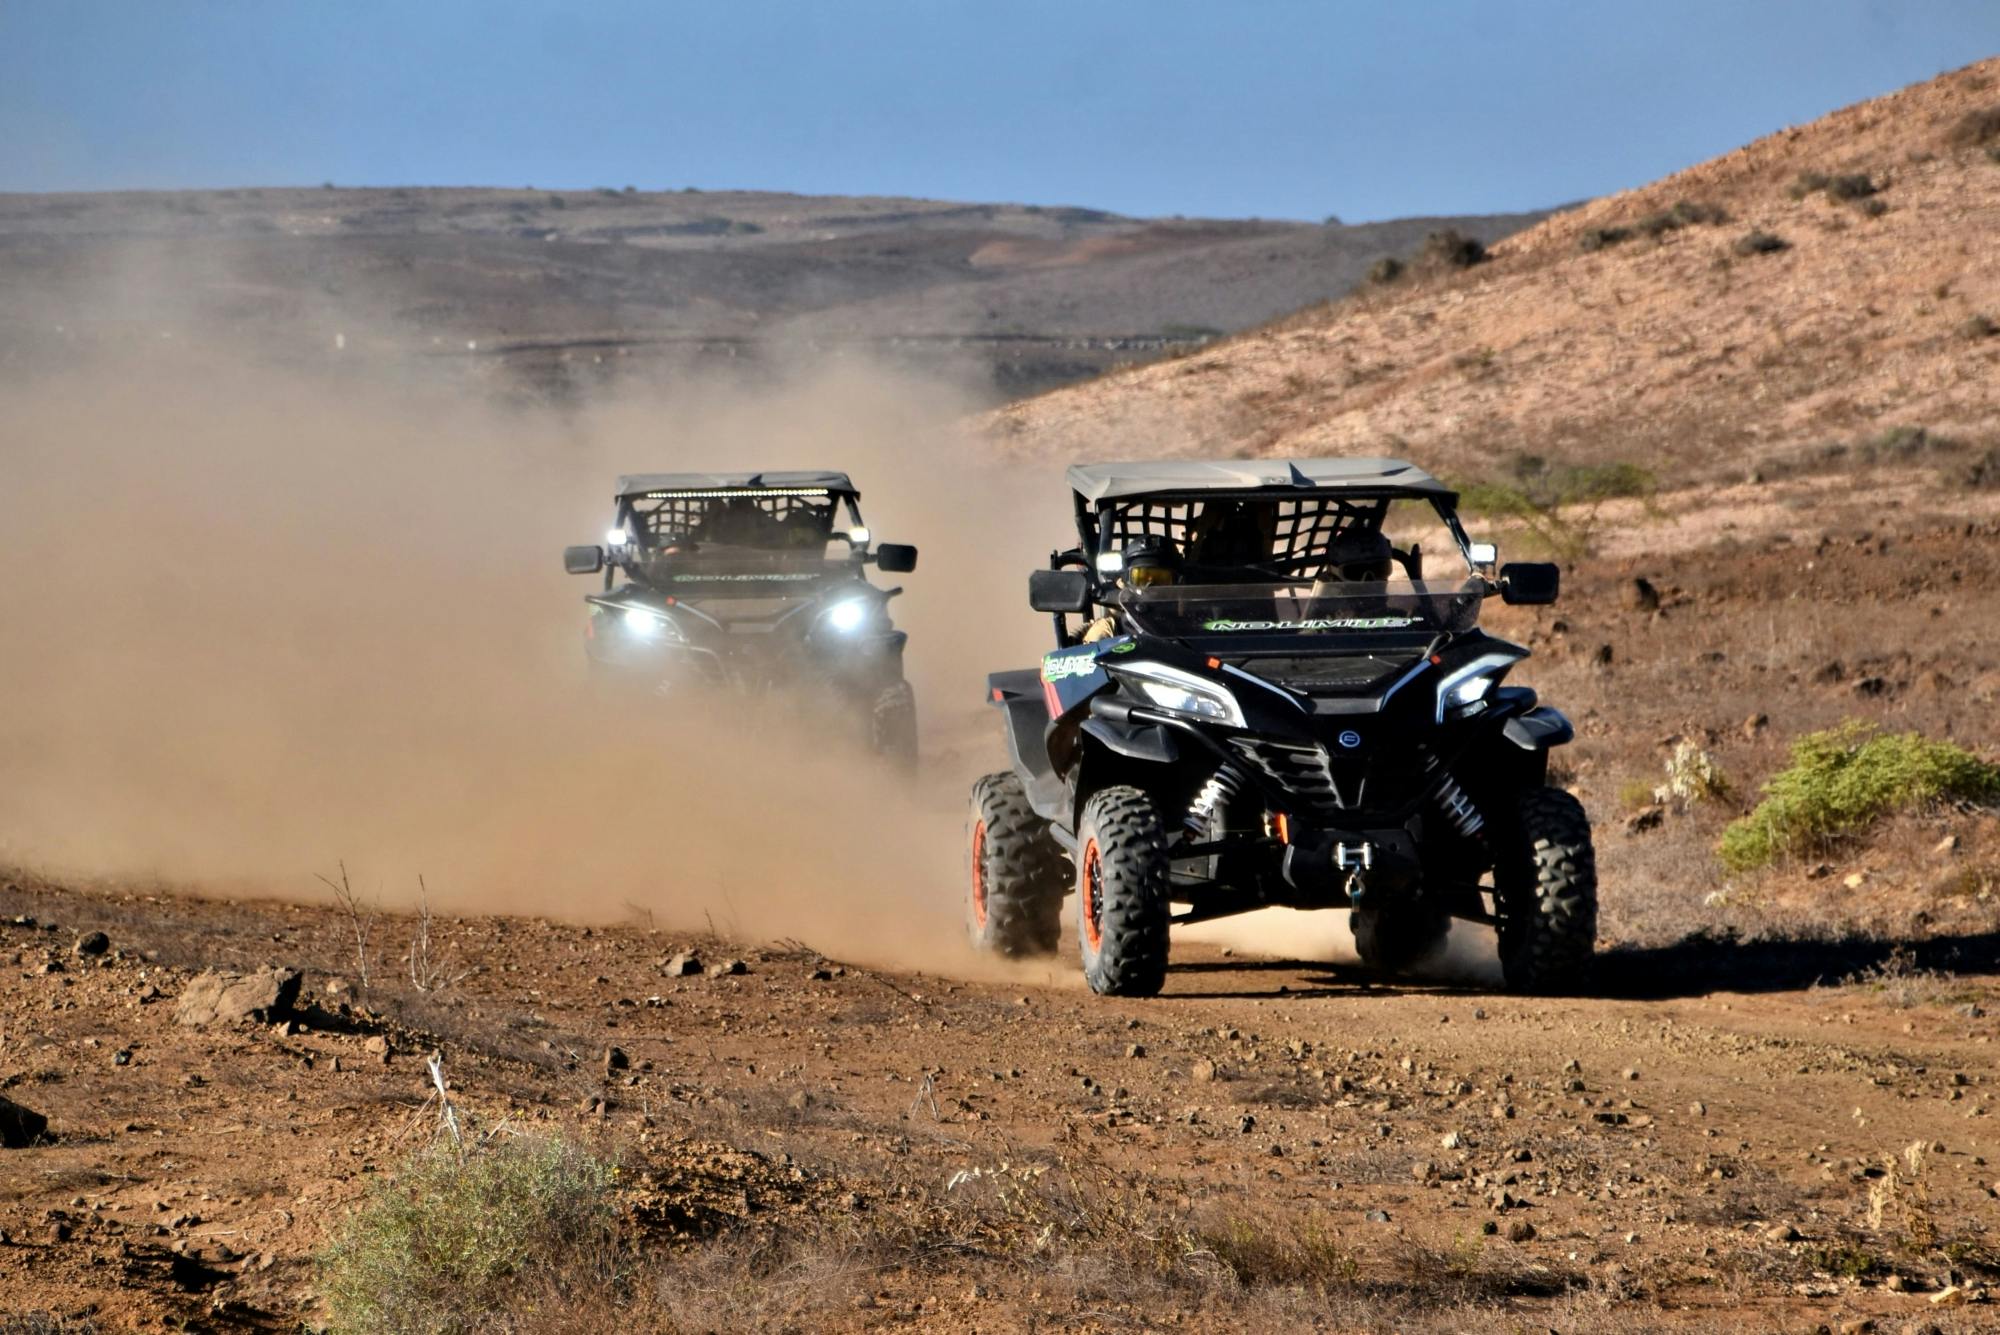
[1065,458,1449,502]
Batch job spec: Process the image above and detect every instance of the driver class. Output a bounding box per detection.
[1083,538,1181,642]
[1325,528,1394,582]
[700,496,779,547]
[1308,528,1398,602]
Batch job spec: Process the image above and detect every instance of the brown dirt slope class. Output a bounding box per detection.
[992,57,2000,478]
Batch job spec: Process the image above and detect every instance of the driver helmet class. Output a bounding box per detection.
[1120,537,1182,589]
[1327,529,1393,582]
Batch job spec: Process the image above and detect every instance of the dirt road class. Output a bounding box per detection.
[5,874,1996,1332]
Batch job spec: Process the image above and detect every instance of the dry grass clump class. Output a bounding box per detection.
[1719,723,2000,871]
[318,1132,619,1334]
[1788,170,1878,201]
[1578,202,1726,252]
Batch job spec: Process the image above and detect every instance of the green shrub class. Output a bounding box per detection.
[1825,173,1877,201]
[319,1133,618,1334]
[1719,723,2000,871]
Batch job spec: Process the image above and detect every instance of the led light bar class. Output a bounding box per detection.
[638,488,832,499]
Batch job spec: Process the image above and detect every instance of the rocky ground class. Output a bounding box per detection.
[3,861,1998,1333]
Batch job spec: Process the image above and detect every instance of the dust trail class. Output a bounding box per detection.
[0,318,1056,973]
[1185,910,1504,983]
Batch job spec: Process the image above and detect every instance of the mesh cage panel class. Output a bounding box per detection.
[628,490,836,548]
[1101,497,1388,568]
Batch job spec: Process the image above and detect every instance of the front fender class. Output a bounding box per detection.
[1502,705,1574,751]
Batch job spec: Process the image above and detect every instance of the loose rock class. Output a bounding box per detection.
[74,931,110,957]
[174,967,302,1027]
[0,1095,49,1148]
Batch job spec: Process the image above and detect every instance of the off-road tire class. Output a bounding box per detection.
[1494,787,1598,992]
[870,680,918,773]
[1075,786,1170,997]
[1351,903,1450,972]
[966,772,1065,956]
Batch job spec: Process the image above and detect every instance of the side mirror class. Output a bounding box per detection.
[875,543,918,574]
[563,545,605,576]
[1029,569,1092,614]
[1499,561,1559,605]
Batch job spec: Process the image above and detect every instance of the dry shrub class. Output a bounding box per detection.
[1946,106,2000,148]
[1654,740,1730,809]
[1368,256,1407,284]
[1733,230,1789,257]
[1419,229,1486,269]
[1453,456,1656,560]
[318,1132,618,1334]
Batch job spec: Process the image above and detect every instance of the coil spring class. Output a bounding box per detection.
[1435,772,1486,839]
[1187,764,1248,832]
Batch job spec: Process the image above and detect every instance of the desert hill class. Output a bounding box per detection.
[0,184,1546,400]
[992,57,2000,479]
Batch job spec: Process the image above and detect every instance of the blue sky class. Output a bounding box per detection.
[3,1,1996,221]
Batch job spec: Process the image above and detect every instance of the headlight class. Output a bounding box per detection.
[606,527,631,548]
[1116,662,1246,727]
[823,598,871,633]
[1434,653,1516,721]
[620,607,682,641]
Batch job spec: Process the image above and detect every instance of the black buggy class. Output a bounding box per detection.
[966,458,1596,996]
[562,470,920,766]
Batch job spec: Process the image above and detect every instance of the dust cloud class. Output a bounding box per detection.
[0,306,1059,973]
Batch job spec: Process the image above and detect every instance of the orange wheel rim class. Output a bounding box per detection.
[970,819,989,929]
[1081,837,1104,951]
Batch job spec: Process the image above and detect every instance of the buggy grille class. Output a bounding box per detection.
[1229,738,1348,815]
[1230,655,1403,694]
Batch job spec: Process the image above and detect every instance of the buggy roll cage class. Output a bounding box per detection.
[1041,484,1489,647]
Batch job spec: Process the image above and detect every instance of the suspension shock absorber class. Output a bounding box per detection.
[1186,763,1248,834]
[1434,770,1486,839]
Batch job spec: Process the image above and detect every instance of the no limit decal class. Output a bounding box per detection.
[1202,616,1417,632]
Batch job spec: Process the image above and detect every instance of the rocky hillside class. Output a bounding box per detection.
[0,185,1545,401]
[992,58,2000,479]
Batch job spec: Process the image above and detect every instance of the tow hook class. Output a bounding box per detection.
[1336,842,1373,905]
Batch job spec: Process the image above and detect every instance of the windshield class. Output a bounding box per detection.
[1121,578,1485,638]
